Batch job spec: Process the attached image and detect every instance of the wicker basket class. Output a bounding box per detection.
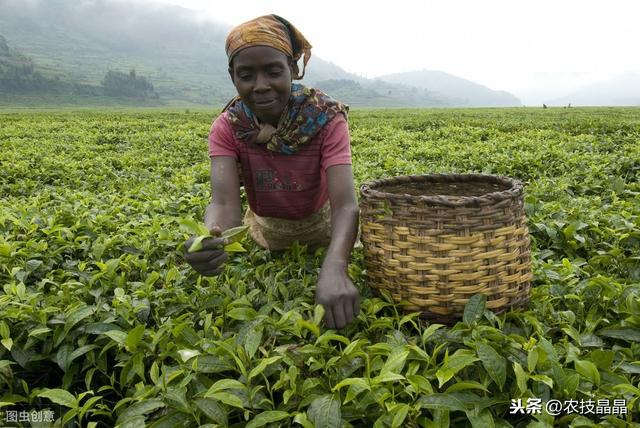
[360,174,532,322]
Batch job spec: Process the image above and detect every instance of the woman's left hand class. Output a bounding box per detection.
[315,262,360,329]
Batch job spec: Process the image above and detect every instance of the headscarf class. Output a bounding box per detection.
[224,83,348,155]
[225,14,312,79]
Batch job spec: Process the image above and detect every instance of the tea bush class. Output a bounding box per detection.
[0,108,639,427]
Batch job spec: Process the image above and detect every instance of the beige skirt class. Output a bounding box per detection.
[243,202,332,251]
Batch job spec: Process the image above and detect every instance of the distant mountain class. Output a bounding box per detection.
[549,72,640,106]
[378,70,521,107]
[0,0,519,108]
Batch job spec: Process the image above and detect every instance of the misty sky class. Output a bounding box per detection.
[139,0,638,101]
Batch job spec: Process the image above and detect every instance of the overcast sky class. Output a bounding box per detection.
[141,0,638,100]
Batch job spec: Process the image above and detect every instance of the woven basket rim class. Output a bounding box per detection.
[360,173,523,208]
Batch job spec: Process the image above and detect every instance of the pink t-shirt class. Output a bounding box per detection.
[208,111,351,220]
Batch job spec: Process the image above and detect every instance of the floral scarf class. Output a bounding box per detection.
[223,83,349,155]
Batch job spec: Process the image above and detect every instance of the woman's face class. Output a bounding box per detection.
[229,46,293,126]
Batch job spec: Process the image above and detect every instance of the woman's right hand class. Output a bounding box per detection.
[184,227,228,276]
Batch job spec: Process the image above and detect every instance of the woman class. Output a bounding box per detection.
[184,15,360,330]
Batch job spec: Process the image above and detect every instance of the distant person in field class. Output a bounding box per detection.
[184,15,360,329]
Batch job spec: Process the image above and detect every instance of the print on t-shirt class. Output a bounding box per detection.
[256,169,302,192]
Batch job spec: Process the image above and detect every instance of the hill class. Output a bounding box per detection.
[378,70,522,107]
[0,34,54,92]
[549,72,640,106]
[0,0,521,107]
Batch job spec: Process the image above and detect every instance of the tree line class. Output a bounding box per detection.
[101,69,157,98]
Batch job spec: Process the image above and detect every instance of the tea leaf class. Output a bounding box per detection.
[332,377,370,392]
[527,348,539,372]
[344,382,369,404]
[248,356,282,381]
[28,327,51,337]
[390,403,410,428]
[227,307,257,321]
[436,351,479,388]
[313,304,325,326]
[445,381,489,393]
[178,218,210,236]
[187,234,210,253]
[116,399,166,424]
[195,355,235,374]
[1,338,12,351]
[38,389,77,408]
[246,411,290,428]
[372,372,405,384]
[588,349,615,369]
[244,325,263,359]
[0,321,9,340]
[222,225,249,243]
[308,394,341,428]
[103,330,127,346]
[406,374,433,394]
[69,345,97,363]
[316,332,350,346]
[421,323,445,343]
[598,328,640,342]
[466,408,495,428]
[205,379,245,395]
[416,394,467,412]
[463,294,486,325]
[206,392,244,409]
[475,342,506,390]
[224,241,246,253]
[177,349,200,362]
[618,363,640,374]
[194,398,227,425]
[125,325,145,352]
[56,344,73,371]
[147,411,191,428]
[297,319,320,337]
[575,360,600,385]
[64,305,95,336]
[381,349,409,375]
[513,362,528,394]
[530,374,554,389]
[150,362,159,385]
[293,413,314,428]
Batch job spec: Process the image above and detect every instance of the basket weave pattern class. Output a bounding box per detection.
[360,174,532,321]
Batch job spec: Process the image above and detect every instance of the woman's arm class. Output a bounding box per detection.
[184,156,241,276]
[315,164,360,329]
[204,156,242,233]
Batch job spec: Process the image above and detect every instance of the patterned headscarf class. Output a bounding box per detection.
[225,14,312,79]
[224,83,349,155]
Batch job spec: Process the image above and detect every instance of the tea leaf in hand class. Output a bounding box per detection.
[223,241,246,253]
[187,235,211,253]
[221,225,249,243]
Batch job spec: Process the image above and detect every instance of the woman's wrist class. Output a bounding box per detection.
[321,257,348,271]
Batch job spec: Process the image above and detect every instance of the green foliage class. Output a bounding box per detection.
[102,69,158,99]
[0,108,639,426]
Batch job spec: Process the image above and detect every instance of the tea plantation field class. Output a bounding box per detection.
[1,108,639,427]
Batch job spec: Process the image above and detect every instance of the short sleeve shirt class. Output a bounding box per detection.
[208,112,351,220]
